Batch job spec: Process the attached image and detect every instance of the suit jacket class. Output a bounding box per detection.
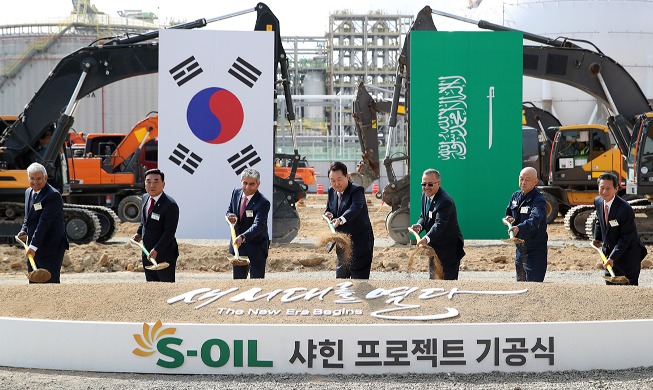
[227,189,270,258]
[21,183,69,255]
[505,187,548,251]
[416,187,465,262]
[594,195,646,279]
[325,181,374,257]
[137,192,179,263]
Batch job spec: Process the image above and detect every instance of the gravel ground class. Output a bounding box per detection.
[1,269,652,285]
[2,270,653,388]
[1,366,653,389]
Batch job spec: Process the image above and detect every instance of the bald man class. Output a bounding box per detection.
[504,167,548,282]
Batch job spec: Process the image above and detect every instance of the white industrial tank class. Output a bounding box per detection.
[466,0,653,125]
[302,70,326,119]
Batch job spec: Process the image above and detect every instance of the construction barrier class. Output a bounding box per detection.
[316,183,324,194]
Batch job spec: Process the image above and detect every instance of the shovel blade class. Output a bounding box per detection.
[145,262,170,271]
[27,269,52,283]
[227,255,250,266]
[326,242,335,253]
[603,275,630,285]
[502,238,525,244]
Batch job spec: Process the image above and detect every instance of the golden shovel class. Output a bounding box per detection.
[129,239,170,271]
[316,215,352,261]
[14,235,51,283]
[225,215,249,266]
[501,218,525,244]
[323,215,337,253]
[591,243,629,284]
[407,228,443,279]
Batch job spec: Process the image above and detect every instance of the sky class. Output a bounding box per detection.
[0,0,472,36]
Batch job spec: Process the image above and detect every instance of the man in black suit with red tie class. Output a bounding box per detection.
[592,172,647,285]
[324,161,374,279]
[226,168,270,279]
[132,169,179,282]
[410,168,465,280]
[17,163,69,283]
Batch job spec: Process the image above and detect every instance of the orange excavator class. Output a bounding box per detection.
[66,115,158,222]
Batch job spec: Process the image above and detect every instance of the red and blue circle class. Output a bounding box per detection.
[186,87,244,144]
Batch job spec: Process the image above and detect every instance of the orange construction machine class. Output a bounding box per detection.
[66,115,158,222]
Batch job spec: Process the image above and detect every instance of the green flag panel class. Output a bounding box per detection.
[410,31,523,239]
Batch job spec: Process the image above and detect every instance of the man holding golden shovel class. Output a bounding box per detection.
[504,167,548,282]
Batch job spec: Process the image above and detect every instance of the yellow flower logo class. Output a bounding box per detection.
[132,320,177,357]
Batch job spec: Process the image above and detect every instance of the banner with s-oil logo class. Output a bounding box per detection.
[410,31,522,239]
[159,30,273,239]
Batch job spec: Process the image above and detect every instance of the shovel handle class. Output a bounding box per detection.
[225,215,241,258]
[322,215,336,234]
[591,243,617,278]
[14,235,39,270]
[408,227,422,243]
[502,218,516,239]
[129,238,162,267]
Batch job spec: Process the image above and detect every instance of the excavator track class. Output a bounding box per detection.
[563,205,596,240]
[62,207,101,244]
[1,201,104,245]
[577,201,653,244]
[631,204,653,243]
[65,204,119,242]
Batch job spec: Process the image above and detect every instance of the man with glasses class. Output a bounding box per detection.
[410,168,465,280]
[504,167,548,282]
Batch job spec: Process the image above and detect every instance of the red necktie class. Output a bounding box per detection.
[240,196,247,219]
[604,203,609,226]
[147,198,155,216]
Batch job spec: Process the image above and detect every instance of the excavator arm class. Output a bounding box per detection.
[0,3,304,244]
[253,3,305,243]
[355,6,653,244]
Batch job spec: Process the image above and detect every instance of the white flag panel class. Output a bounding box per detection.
[159,30,273,239]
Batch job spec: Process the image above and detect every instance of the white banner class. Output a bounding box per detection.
[159,30,273,239]
[1,317,653,374]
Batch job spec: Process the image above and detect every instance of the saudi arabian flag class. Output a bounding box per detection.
[410,31,523,239]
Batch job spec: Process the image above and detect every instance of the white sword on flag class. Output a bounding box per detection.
[487,86,495,149]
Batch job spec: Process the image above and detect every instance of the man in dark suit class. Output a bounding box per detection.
[504,167,548,282]
[410,168,465,280]
[132,169,179,282]
[324,161,374,279]
[18,163,69,283]
[592,172,647,285]
[226,168,270,279]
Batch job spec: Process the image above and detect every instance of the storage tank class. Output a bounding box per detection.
[302,70,326,119]
[0,17,158,134]
[469,0,653,125]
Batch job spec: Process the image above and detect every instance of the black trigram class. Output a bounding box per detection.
[168,143,203,174]
[228,57,261,88]
[227,144,261,175]
[169,56,203,87]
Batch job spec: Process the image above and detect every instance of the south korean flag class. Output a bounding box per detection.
[159,30,273,239]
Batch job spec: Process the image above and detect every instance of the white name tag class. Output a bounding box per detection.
[34,202,42,211]
[246,210,254,218]
[428,210,433,219]
[520,206,529,214]
[609,219,619,227]
[151,213,160,221]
